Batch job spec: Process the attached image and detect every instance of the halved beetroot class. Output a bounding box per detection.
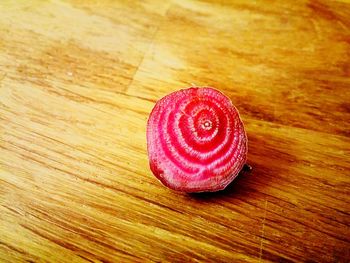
[146,87,248,193]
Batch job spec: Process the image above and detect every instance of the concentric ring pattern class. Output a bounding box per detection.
[147,87,248,192]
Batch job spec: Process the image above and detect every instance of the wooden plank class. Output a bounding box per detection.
[0,0,349,262]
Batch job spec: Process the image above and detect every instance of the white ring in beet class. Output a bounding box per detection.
[147,87,248,193]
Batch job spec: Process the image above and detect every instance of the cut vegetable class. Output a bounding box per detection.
[147,87,248,192]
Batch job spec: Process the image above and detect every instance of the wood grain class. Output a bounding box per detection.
[0,0,349,262]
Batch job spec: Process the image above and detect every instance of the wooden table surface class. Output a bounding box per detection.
[1,0,349,262]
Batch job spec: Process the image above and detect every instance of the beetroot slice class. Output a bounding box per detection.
[146,87,248,193]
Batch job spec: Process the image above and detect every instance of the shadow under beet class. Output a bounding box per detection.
[188,164,254,201]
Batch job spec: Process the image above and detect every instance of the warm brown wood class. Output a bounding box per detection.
[0,0,349,262]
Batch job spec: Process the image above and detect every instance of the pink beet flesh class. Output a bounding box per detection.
[146,87,248,193]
